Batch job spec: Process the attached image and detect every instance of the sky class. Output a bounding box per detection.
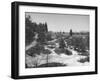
[26,12,89,32]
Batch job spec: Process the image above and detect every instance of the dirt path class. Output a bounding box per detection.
[25,33,38,51]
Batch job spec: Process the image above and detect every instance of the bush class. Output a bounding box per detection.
[42,49,51,54]
[54,48,65,54]
[78,56,89,63]
[64,49,72,55]
[54,48,72,55]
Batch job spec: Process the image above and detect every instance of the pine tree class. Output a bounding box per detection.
[70,29,73,36]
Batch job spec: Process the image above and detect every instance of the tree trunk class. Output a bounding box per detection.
[46,54,48,67]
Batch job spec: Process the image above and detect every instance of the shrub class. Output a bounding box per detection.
[42,49,52,54]
[64,49,72,55]
[78,56,89,63]
[54,48,65,54]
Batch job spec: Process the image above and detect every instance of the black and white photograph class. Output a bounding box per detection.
[25,13,90,68]
[11,2,97,79]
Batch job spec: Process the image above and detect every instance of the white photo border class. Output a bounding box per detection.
[19,5,96,76]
